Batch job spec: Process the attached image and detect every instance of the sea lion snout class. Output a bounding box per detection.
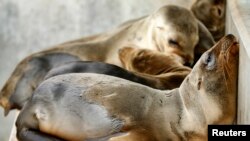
[220,34,238,53]
[183,55,194,67]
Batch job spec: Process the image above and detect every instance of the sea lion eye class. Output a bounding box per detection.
[168,39,179,47]
[204,53,215,70]
[206,54,212,63]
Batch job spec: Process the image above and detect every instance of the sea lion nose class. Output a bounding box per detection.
[184,62,192,67]
[225,34,236,41]
[222,34,237,51]
[183,55,194,67]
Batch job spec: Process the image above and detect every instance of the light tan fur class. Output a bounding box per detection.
[118,46,191,89]
[0,5,215,115]
[119,46,190,75]
[191,0,226,41]
[16,34,239,141]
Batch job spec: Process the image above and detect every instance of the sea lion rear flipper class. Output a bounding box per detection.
[195,20,216,63]
[17,129,64,141]
[0,52,80,115]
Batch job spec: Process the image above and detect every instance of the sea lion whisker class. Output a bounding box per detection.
[222,65,230,93]
[222,52,234,93]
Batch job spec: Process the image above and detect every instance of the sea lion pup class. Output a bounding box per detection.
[0,5,215,115]
[45,47,192,89]
[118,47,191,88]
[118,46,191,75]
[16,34,239,141]
[191,0,226,41]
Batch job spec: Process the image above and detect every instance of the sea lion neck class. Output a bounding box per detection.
[177,76,223,126]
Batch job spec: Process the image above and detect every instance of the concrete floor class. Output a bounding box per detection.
[0,0,192,140]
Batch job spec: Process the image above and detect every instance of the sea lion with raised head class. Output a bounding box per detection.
[0,5,215,115]
[15,34,239,141]
[191,0,226,41]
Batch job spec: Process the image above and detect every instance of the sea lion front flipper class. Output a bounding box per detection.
[17,129,64,141]
[195,20,215,63]
[0,52,80,115]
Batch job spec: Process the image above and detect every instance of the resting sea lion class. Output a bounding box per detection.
[0,5,215,115]
[191,0,226,41]
[45,47,191,89]
[118,46,191,75]
[45,57,188,90]
[44,61,164,89]
[118,46,191,88]
[16,34,239,141]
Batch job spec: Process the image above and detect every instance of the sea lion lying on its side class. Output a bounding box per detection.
[44,61,164,89]
[0,5,215,115]
[118,46,191,88]
[118,46,191,75]
[16,34,239,141]
[191,0,226,41]
[45,47,191,90]
[44,54,189,90]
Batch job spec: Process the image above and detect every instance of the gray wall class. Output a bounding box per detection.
[226,0,250,124]
[0,0,192,140]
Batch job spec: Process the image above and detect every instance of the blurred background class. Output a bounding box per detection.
[0,0,192,140]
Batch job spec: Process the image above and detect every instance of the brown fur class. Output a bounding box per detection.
[191,0,226,41]
[0,5,214,115]
[119,46,190,75]
[15,34,239,141]
[118,46,191,89]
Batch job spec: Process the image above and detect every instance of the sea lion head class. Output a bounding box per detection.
[151,5,199,66]
[191,0,226,41]
[182,34,239,123]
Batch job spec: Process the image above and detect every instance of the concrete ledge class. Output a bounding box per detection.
[226,0,250,123]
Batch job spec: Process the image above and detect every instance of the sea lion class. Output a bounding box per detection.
[15,34,239,141]
[118,46,190,75]
[118,46,191,88]
[191,0,226,41]
[0,5,215,115]
[45,47,191,90]
[44,61,164,89]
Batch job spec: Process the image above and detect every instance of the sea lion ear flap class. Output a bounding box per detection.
[194,20,216,64]
[197,78,202,90]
